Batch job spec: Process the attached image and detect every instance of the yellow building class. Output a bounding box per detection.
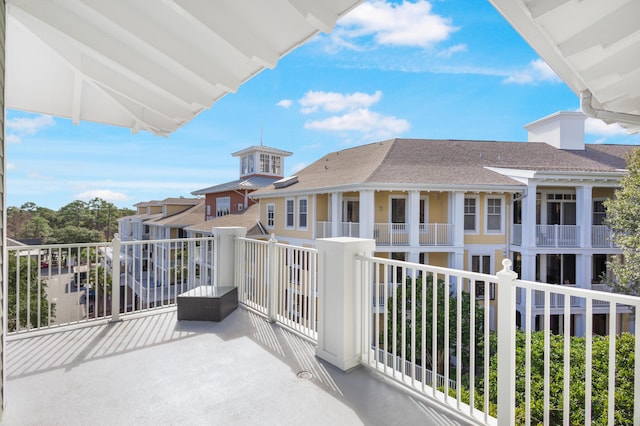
[252,111,637,336]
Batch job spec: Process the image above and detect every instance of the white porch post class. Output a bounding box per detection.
[316,237,376,371]
[452,191,465,248]
[359,190,375,239]
[496,259,518,425]
[408,190,420,247]
[521,183,537,249]
[331,192,341,237]
[212,227,247,286]
[577,185,593,248]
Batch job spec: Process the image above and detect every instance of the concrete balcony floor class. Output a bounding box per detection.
[3,307,472,426]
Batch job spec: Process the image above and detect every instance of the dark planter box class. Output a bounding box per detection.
[177,286,238,322]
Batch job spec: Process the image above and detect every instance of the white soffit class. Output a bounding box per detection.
[489,0,640,133]
[5,0,362,136]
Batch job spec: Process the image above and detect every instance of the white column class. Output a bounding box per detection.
[452,191,465,247]
[359,190,375,239]
[331,192,341,237]
[408,190,420,247]
[212,227,247,285]
[522,183,537,249]
[577,185,593,248]
[316,237,376,371]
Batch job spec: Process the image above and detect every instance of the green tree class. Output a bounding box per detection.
[485,331,635,425]
[387,274,483,377]
[604,147,640,295]
[49,225,103,244]
[7,253,55,332]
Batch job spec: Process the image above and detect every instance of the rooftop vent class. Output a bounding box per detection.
[273,175,298,189]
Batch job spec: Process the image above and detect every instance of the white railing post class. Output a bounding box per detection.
[267,234,278,323]
[213,227,247,286]
[315,237,376,371]
[110,234,122,322]
[496,258,518,425]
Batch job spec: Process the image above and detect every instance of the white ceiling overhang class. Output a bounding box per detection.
[5,0,362,136]
[489,0,640,133]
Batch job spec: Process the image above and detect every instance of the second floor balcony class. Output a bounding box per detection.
[511,224,616,249]
[316,221,454,247]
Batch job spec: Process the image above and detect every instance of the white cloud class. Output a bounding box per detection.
[338,1,458,48]
[7,114,55,136]
[276,99,293,108]
[304,108,410,139]
[6,134,21,144]
[6,163,15,170]
[436,43,467,58]
[584,117,628,137]
[75,189,131,203]
[299,90,382,114]
[503,59,561,85]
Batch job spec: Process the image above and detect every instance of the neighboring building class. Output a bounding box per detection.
[117,197,205,308]
[251,111,637,336]
[192,145,292,220]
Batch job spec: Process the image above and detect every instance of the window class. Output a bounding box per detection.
[266,204,275,228]
[546,193,576,225]
[238,203,244,212]
[545,254,576,284]
[464,197,477,232]
[486,197,503,233]
[298,198,308,229]
[271,156,281,175]
[391,198,406,223]
[216,197,230,217]
[285,198,295,228]
[260,154,270,173]
[241,155,254,175]
[592,254,608,284]
[206,205,211,217]
[472,254,494,299]
[593,200,606,225]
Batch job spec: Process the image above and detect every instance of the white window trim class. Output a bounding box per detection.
[484,195,504,234]
[266,203,275,229]
[285,198,295,229]
[298,197,308,230]
[464,195,479,235]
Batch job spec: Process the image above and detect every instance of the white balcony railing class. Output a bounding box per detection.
[511,224,522,245]
[315,221,360,238]
[9,235,640,425]
[357,255,640,425]
[534,284,581,308]
[512,224,616,248]
[7,235,216,333]
[592,225,615,248]
[374,223,409,246]
[418,223,454,246]
[235,236,318,340]
[536,224,580,247]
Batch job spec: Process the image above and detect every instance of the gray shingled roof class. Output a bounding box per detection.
[184,204,264,235]
[192,176,280,195]
[252,139,637,197]
[145,200,205,228]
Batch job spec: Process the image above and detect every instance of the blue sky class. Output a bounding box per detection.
[7,0,640,210]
